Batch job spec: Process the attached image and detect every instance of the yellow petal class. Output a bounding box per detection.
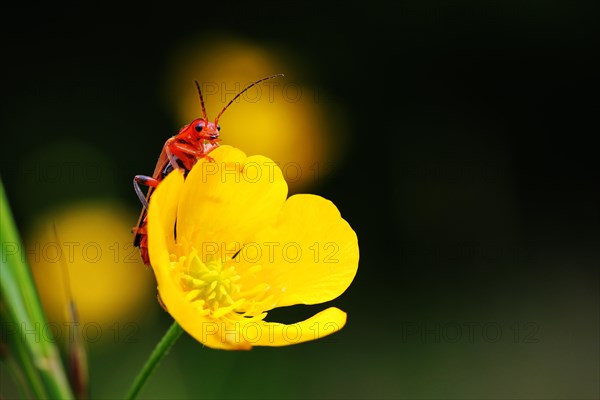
[148,170,245,350]
[147,169,185,257]
[243,307,347,347]
[147,171,203,331]
[238,194,359,308]
[180,307,346,349]
[177,145,288,246]
[147,169,185,313]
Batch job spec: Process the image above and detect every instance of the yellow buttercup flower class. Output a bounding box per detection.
[147,145,359,350]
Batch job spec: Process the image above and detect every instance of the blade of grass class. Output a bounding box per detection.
[1,296,36,398]
[0,177,74,399]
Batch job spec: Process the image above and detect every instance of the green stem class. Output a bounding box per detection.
[125,320,183,400]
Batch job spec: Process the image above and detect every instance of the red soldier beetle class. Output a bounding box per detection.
[133,74,284,265]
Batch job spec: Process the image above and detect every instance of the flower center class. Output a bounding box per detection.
[177,248,241,316]
[174,246,272,319]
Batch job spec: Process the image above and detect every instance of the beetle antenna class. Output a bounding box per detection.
[194,80,208,121]
[215,74,284,125]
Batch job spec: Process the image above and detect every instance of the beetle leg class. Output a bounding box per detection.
[133,175,159,208]
[168,142,205,159]
[164,139,183,172]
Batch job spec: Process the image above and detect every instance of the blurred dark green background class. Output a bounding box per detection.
[1,1,598,399]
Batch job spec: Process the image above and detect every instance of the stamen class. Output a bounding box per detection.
[174,245,273,319]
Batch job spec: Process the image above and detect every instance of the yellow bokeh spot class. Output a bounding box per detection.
[26,201,156,341]
[163,36,349,192]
